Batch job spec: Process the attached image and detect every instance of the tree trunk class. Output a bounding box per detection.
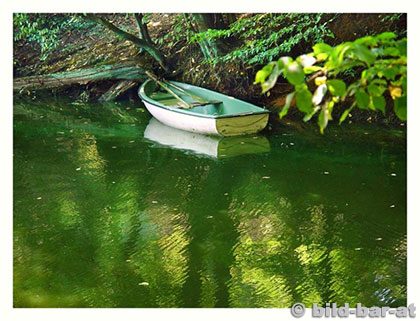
[13,64,146,91]
[189,13,227,60]
[223,14,237,26]
[84,14,169,72]
[134,13,154,45]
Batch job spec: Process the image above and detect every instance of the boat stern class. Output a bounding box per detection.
[215,113,269,137]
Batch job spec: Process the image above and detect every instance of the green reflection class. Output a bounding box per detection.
[14,97,406,308]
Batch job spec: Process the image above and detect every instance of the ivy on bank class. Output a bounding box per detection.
[190,13,337,65]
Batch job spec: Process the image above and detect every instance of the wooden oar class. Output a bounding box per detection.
[162,79,222,106]
[145,71,190,108]
[145,71,222,108]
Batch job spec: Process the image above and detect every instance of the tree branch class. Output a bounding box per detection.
[84,14,169,71]
[134,13,154,45]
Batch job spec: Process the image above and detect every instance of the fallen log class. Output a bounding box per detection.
[13,64,147,92]
[99,80,138,102]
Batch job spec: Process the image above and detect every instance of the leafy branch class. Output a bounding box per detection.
[255,32,407,133]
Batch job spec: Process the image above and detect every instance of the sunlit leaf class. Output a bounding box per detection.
[389,85,402,99]
[315,76,327,86]
[312,84,327,105]
[376,31,397,41]
[339,103,355,124]
[318,103,329,134]
[278,56,292,69]
[297,54,316,68]
[303,65,323,74]
[261,64,282,93]
[254,62,275,84]
[313,43,332,60]
[354,36,377,46]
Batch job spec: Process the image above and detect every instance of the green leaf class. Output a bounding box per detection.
[284,62,305,86]
[279,92,295,118]
[371,96,386,114]
[313,43,332,60]
[397,38,407,56]
[354,44,376,65]
[303,65,323,74]
[367,83,384,97]
[330,43,352,67]
[318,104,329,134]
[312,84,327,105]
[383,47,400,57]
[296,87,313,113]
[354,36,376,46]
[361,68,376,81]
[278,56,292,69]
[380,66,398,80]
[401,76,407,92]
[327,79,347,97]
[303,106,320,122]
[339,104,355,124]
[355,89,370,109]
[254,63,275,84]
[376,31,397,41]
[394,95,407,121]
[261,64,282,93]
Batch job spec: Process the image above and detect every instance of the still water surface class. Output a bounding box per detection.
[13,98,406,308]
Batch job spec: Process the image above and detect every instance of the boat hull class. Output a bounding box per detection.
[143,101,269,137]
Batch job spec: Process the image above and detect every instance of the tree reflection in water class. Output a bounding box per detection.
[13,98,406,307]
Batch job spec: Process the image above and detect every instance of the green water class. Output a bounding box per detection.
[13,98,406,308]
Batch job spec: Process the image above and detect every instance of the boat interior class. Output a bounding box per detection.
[141,79,269,118]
